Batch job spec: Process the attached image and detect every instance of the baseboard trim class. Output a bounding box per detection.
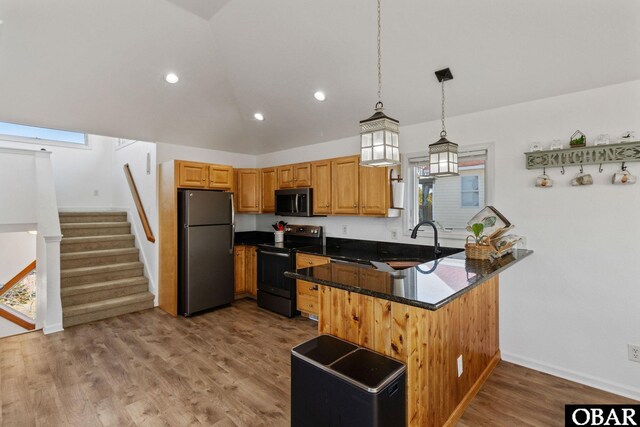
[444,351,501,426]
[43,323,64,334]
[502,351,640,401]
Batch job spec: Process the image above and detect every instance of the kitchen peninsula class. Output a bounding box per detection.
[285,250,532,426]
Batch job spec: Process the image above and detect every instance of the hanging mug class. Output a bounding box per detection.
[571,172,593,186]
[612,170,637,185]
[535,174,553,188]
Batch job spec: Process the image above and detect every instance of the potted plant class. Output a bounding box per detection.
[465,222,493,260]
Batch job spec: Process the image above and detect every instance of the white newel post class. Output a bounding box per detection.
[34,151,64,334]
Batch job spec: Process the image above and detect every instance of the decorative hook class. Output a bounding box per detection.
[561,166,565,175]
[543,167,546,175]
[579,164,584,174]
[598,163,603,173]
[622,162,627,171]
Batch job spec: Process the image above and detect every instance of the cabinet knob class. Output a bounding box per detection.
[311,285,318,291]
[353,204,357,207]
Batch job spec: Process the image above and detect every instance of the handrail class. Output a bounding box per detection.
[123,164,155,243]
[0,260,36,297]
[0,306,35,330]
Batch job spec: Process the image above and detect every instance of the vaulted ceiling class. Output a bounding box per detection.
[0,0,638,154]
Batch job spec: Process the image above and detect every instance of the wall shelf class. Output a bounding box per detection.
[524,140,640,170]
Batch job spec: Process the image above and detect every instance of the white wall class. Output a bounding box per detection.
[0,149,37,227]
[0,232,36,283]
[0,135,114,209]
[256,80,640,399]
[111,140,159,299]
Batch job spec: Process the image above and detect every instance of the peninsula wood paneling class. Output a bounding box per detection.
[318,276,501,427]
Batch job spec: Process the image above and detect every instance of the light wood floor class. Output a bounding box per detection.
[1,299,635,426]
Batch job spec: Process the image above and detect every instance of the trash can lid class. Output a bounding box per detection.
[330,348,406,393]
[292,334,358,366]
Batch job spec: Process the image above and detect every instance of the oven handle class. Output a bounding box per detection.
[260,251,291,258]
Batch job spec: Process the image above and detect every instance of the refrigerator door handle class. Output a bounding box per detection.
[230,193,235,254]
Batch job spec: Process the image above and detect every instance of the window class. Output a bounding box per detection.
[406,149,487,231]
[461,176,480,207]
[0,121,87,146]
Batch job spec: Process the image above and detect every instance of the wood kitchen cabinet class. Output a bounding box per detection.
[295,253,330,316]
[278,162,312,188]
[359,165,389,216]
[178,161,208,188]
[235,169,261,213]
[331,156,360,215]
[260,167,278,212]
[234,245,257,299]
[311,160,332,214]
[208,164,233,190]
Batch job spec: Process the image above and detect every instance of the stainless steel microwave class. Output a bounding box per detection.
[275,188,314,217]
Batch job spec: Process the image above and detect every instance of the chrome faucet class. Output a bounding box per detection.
[410,220,442,258]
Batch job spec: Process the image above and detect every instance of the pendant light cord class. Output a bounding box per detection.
[376,0,382,107]
[440,80,447,137]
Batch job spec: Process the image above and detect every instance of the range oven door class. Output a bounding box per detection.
[257,250,294,298]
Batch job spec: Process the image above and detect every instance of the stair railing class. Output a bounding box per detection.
[123,163,155,243]
[0,260,36,330]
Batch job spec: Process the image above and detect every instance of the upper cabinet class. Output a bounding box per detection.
[359,165,389,216]
[331,156,360,215]
[177,161,233,190]
[236,169,261,213]
[278,162,312,188]
[311,160,332,214]
[178,161,208,188]
[208,164,234,190]
[261,168,278,213]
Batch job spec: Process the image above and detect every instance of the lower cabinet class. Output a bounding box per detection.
[234,245,257,299]
[295,253,330,316]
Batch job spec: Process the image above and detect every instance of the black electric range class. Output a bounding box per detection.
[256,225,324,317]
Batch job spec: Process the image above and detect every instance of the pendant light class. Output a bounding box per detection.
[429,68,459,177]
[360,0,400,167]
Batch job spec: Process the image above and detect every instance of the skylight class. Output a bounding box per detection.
[0,121,87,145]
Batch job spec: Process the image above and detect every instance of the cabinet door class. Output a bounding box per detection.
[178,161,208,188]
[208,164,233,190]
[293,163,312,187]
[234,246,246,297]
[247,246,257,297]
[311,160,332,214]
[359,166,389,216]
[278,165,295,189]
[331,156,360,215]
[296,253,330,269]
[236,169,261,213]
[261,168,278,213]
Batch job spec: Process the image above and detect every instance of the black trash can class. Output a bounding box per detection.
[291,334,406,427]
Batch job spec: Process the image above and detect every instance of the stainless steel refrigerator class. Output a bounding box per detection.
[178,189,234,316]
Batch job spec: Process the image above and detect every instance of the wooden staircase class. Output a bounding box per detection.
[59,212,154,327]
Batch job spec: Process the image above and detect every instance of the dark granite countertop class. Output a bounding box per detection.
[234,231,274,246]
[296,237,462,264]
[285,249,533,311]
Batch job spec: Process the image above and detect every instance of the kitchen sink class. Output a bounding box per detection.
[381,259,427,270]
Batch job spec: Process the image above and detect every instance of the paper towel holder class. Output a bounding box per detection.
[389,168,405,211]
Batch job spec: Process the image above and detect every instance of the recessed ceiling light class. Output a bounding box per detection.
[254,113,264,121]
[165,73,179,84]
[314,91,326,101]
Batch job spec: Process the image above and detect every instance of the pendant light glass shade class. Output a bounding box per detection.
[429,133,459,176]
[429,67,459,177]
[360,102,400,166]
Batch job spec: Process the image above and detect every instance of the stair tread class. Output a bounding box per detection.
[61,222,130,228]
[61,261,143,277]
[59,211,127,216]
[63,292,155,317]
[61,247,139,260]
[61,277,148,296]
[61,235,135,243]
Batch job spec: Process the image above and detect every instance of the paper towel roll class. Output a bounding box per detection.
[392,182,405,208]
